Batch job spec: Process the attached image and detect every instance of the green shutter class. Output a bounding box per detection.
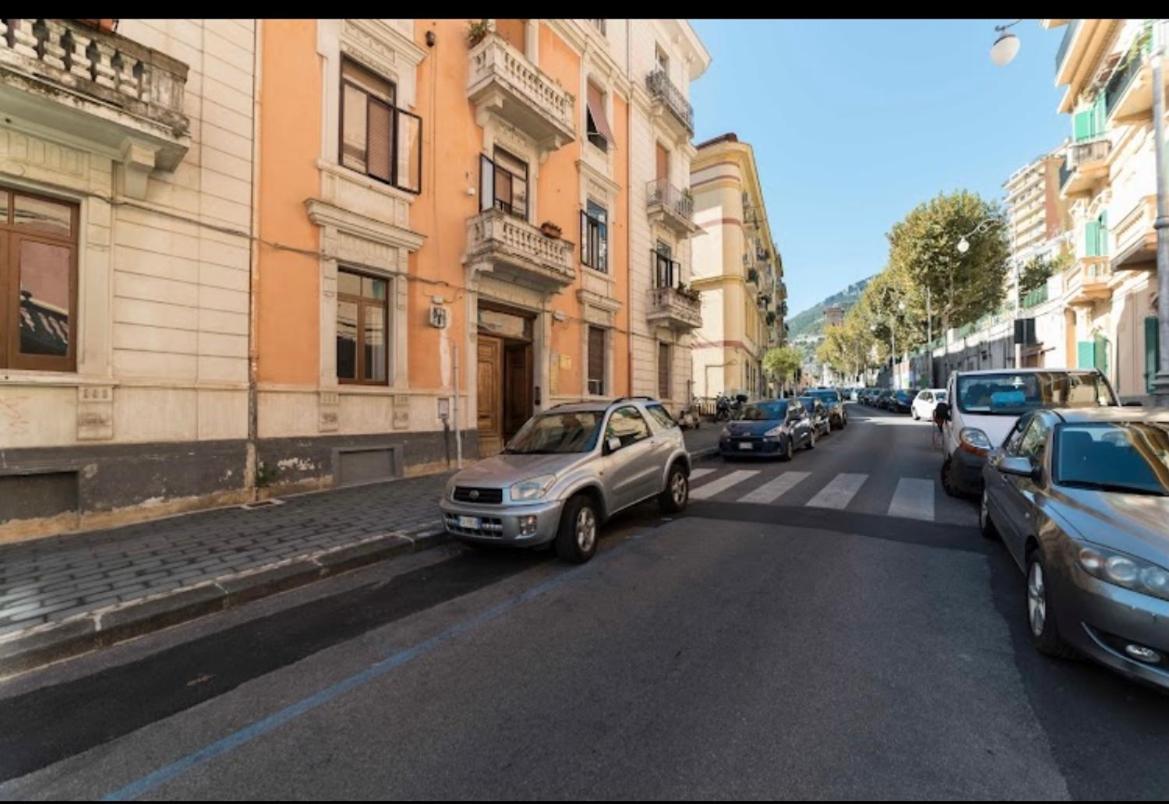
[1093,94,1107,136]
[1147,316,1162,393]
[1077,341,1095,369]
[1085,221,1101,256]
[1073,110,1093,141]
[1094,334,1109,375]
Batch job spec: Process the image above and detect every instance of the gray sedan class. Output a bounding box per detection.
[980,407,1169,691]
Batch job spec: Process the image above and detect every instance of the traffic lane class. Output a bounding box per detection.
[0,506,666,800]
[985,534,1169,800]
[62,516,1072,800]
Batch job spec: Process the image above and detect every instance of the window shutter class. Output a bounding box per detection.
[1073,110,1093,142]
[366,98,393,183]
[1077,341,1095,369]
[580,210,588,264]
[586,82,616,146]
[1098,211,1108,254]
[659,343,670,399]
[1084,221,1100,256]
[1146,316,1161,393]
[480,155,494,213]
[588,327,606,394]
[1093,93,1106,136]
[395,109,422,193]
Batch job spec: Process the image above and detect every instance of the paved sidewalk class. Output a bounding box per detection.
[0,429,719,675]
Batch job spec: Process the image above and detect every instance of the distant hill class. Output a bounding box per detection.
[788,276,874,341]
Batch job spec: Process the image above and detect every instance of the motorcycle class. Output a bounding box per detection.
[678,399,702,430]
[715,393,748,422]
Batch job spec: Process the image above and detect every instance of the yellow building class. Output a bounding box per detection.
[690,133,784,399]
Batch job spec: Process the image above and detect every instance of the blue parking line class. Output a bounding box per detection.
[103,537,641,801]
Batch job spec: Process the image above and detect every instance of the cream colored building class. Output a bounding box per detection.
[1043,18,1165,400]
[690,133,784,400]
[0,19,255,539]
[625,20,710,414]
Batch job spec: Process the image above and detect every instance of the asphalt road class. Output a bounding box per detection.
[1,403,1167,800]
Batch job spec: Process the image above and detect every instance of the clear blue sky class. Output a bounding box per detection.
[690,19,1070,319]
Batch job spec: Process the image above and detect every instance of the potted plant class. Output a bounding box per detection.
[540,221,562,239]
[467,19,491,47]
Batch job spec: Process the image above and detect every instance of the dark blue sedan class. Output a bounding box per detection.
[718,399,816,461]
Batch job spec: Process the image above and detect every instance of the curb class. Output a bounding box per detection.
[0,527,448,680]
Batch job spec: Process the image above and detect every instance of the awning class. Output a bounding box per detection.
[586,82,616,147]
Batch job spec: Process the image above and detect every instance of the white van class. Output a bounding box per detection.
[937,368,1119,497]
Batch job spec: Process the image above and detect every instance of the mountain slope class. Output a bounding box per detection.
[788,276,874,341]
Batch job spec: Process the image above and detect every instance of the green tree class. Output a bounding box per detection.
[1018,252,1070,297]
[886,190,1009,344]
[762,345,803,391]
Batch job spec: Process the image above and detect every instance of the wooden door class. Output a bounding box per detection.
[656,143,669,182]
[477,337,503,456]
[504,342,533,438]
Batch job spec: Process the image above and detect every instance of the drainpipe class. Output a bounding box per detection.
[626,18,634,397]
[246,19,263,501]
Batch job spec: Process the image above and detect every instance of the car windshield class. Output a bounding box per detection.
[956,372,1116,416]
[797,397,819,411]
[504,411,602,454]
[741,401,788,420]
[1055,422,1169,496]
[936,391,947,401]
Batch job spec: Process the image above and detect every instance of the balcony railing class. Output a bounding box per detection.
[466,208,574,287]
[645,69,694,134]
[1056,19,1080,72]
[647,286,701,330]
[0,18,189,166]
[1069,137,1111,168]
[1105,21,1154,119]
[467,33,575,149]
[1020,285,1049,309]
[646,178,693,218]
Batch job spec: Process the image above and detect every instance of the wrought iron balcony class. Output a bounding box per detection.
[466,208,574,289]
[0,18,190,171]
[645,178,697,235]
[645,68,693,136]
[646,286,701,331]
[467,33,575,152]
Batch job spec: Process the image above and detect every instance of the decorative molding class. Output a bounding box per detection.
[76,385,114,441]
[341,19,426,109]
[306,198,426,257]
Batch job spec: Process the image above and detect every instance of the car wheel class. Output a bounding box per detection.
[912,409,919,420]
[979,490,999,541]
[1026,547,1077,659]
[780,437,794,462]
[555,494,599,564]
[659,462,689,514]
[941,455,960,498]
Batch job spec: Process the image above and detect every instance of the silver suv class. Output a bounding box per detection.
[440,397,692,563]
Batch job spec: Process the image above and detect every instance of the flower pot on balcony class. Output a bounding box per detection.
[540,221,562,239]
[467,20,491,47]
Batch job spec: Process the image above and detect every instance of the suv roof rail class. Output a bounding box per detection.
[609,395,655,405]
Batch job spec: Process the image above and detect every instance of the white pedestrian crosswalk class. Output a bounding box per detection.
[684,466,966,524]
[887,477,935,522]
[805,473,868,510]
[736,471,810,504]
[689,470,758,501]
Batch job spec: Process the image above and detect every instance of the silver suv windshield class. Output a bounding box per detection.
[956,371,1117,416]
[504,411,603,455]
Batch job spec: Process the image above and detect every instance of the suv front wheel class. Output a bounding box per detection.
[555,494,600,564]
[659,463,689,514]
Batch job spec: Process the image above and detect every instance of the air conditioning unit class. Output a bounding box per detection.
[429,305,448,329]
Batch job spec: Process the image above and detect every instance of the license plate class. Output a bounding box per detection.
[457,515,481,529]
[738,442,754,450]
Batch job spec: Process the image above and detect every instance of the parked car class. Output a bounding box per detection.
[936,368,1120,498]
[911,388,948,421]
[798,395,832,438]
[980,407,1169,691]
[807,388,849,429]
[440,397,691,564]
[890,389,914,413]
[876,389,895,410]
[719,398,815,461]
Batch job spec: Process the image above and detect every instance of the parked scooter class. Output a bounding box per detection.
[715,393,748,422]
[678,399,702,430]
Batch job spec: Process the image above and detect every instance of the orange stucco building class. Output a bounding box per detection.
[253,19,643,489]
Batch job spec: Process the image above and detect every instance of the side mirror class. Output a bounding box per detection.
[605,436,622,454]
[999,455,1038,481]
[934,402,950,421]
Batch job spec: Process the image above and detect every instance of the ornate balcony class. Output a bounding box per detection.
[1061,138,1111,196]
[1111,195,1158,271]
[467,33,575,155]
[645,178,699,236]
[646,286,702,332]
[0,18,190,187]
[645,69,693,140]
[1065,257,1113,305]
[465,208,574,290]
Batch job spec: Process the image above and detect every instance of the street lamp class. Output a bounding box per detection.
[955,215,1023,368]
[990,20,1023,67]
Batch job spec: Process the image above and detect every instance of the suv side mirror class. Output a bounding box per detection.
[604,436,622,454]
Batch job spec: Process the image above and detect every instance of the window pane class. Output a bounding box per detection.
[342,59,394,105]
[337,270,361,297]
[13,194,72,238]
[18,240,71,357]
[495,167,513,212]
[366,99,393,182]
[361,275,387,300]
[396,111,422,193]
[480,155,494,213]
[341,84,367,171]
[336,301,358,380]
[363,303,387,383]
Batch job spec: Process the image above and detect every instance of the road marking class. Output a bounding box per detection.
[805,473,868,509]
[736,471,810,504]
[690,470,759,500]
[689,468,716,481]
[887,477,936,521]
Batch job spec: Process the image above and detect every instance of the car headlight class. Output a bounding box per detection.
[958,427,993,455]
[720,427,731,438]
[509,475,556,502]
[763,425,786,438]
[1078,545,1169,602]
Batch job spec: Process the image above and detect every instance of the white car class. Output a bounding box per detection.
[911,388,947,421]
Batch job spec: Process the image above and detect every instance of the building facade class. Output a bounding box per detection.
[690,133,784,400]
[0,19,256,539]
